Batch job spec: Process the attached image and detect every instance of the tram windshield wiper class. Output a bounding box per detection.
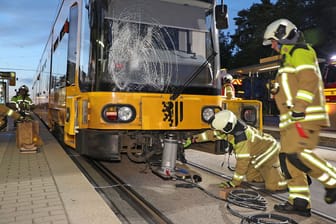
[170,51,217,100]
[170,22,217,100]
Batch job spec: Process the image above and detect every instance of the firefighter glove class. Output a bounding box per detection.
[183,137,197,148]
[183,138,192,148]
[290,110,305,121]
[219,181,236,189]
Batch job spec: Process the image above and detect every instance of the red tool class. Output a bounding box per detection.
[295,122,308,138]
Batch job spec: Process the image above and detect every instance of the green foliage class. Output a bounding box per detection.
[219,32,234,68]
[219,0,336,69]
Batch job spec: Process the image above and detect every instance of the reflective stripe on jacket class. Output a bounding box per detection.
[274,44,329,129]
[193,126,279,185]
[10,95,34,112]
[0,105,21,120]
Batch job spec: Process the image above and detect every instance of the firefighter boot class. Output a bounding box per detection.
[325,187,336,204]
[274,198,311,217]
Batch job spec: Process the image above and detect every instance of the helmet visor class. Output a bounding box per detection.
[263,38,273,46]
[223,123,233,133]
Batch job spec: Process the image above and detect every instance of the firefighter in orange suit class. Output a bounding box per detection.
[0,104,22,130]
[263,18,336,217]
[184,110,287,192]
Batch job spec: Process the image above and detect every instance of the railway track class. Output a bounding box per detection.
[64,148,173,224]
[61,139,336,224]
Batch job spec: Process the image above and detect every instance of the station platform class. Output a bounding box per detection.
[0,119,121,224]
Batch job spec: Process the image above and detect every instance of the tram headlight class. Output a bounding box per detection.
[102,104,136,123]
[202,107,218,123]
[118,106,133,121]
[240,106,257,126]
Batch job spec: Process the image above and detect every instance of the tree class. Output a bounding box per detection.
[220,0,336,68]
[228,0,276,68]
[304,0,336,59]
[218,31,234,69]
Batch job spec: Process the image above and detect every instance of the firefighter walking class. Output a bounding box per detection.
[184,110,287,192]
[263,18,336,217]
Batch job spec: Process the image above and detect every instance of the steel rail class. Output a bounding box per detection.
[90,160,174,224]
[64,147,173,224]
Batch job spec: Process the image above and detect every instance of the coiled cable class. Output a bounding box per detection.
[227,189,267,211]
[176,178,298,224]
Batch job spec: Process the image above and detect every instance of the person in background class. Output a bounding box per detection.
[222,74,235,99]
[0,104,22,131]
[184,110,287,192]
[263,18,336,217]
[9,85,35,119]
[220,69,236,99]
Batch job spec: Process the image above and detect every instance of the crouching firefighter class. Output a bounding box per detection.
[184,110,287,192]
[0,104,22,130]
[263,18,336,217]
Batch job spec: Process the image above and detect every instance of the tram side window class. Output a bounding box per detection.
[79,2,92,92]
[51,32,68,89]
[67,4,78,86]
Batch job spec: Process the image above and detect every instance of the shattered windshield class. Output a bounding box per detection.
[88,0,215,93]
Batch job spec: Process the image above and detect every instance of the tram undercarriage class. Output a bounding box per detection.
[76,129,204,180]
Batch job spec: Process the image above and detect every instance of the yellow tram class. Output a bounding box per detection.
[32,0,262,177]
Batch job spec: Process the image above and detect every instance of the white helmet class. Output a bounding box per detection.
[211,110,237,133]
[263,18,300,45]
[223,74,233,83]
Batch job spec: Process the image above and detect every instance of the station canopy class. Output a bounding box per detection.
[228,55,281,76]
